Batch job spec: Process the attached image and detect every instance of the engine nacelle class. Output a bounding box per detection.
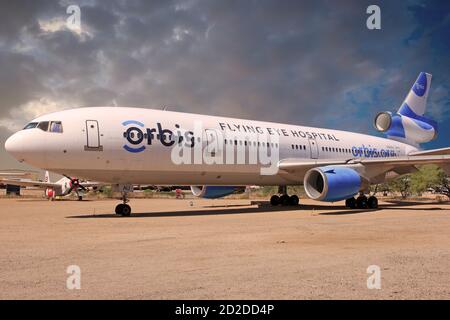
[303,166,361,202]
[190,186,246,199]
[374,110,437,144]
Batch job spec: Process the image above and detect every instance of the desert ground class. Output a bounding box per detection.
[0,196,449,299]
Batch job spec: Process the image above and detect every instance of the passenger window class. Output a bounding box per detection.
[49,121,63,133]
[37,121,49,131]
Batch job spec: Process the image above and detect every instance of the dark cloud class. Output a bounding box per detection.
[0,0,449,169]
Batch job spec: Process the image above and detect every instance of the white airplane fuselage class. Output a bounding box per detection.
[5,107,418,186]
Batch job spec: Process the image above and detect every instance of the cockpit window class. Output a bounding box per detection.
[49,121,63,133]
[37,121,49,131]
[23,122,38,130]
[23,121,63,132]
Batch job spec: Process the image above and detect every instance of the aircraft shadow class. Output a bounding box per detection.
[15,199,94,202]
[67,201,449,219]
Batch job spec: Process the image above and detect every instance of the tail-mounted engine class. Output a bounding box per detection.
[374,110,437,144]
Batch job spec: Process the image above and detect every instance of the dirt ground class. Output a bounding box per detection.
[0,197,449,299]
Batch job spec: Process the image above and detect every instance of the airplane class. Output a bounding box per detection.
[4,72,450,216]
[0,171,102,200]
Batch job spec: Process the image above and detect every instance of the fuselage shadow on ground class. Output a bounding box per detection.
[66,200,450,218]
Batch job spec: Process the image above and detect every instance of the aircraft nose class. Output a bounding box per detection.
[5,130,48,166]
[4,132,23,159]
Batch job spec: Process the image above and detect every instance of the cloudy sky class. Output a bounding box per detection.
[0,0,449,171]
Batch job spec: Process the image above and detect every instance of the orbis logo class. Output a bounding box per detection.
[413,73,427,97]
[122,120,194,153]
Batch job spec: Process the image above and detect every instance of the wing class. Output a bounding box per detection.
[409,147,450,156]
[279,154,450,171]
[0,178,60,188]
[278,150,450,181]
[79,181,105,188]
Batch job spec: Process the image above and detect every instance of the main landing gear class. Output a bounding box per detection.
[270,186,300,206]
[345,193,378,209]
[115,191,132,216]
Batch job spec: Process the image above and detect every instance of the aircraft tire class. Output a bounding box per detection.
[115,204,124,215]
[280,194,290,206]
[270,195,280,206]
[115,204,132,216]
[289,195,299,206]
[345,197,357,209]
[122,204,132,216]
[356,196,368,209]
[368,196,378,209]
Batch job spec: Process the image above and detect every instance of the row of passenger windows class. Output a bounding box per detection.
[223,139,279,148]
[291,144,352,154]
[322,146,352,154]
[23,121,63,133]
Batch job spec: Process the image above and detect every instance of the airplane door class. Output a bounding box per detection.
[308,138,319,159]
[205,129,221,158]
[84,120,103,151]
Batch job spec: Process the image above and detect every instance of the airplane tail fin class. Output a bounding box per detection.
[374,72,437,146]
[399,72,432,116]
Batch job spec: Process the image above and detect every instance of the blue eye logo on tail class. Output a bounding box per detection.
[122,120,146,153]
[412,72,427,97]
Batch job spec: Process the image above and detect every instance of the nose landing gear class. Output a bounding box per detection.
[115,191,132,216]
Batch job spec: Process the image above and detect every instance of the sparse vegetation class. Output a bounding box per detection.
[376,165,449,200]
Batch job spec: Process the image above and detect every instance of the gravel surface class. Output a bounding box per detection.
[0,198,449,299]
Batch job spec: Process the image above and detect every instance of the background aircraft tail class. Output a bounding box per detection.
[374,72,437,146]
[44,171,50,183]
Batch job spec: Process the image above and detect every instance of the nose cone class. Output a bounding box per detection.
[5,130,48,167]
[4,132,23,159]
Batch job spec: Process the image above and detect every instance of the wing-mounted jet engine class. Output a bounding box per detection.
[303,166,366,202]
[303,165,375,208]
[190,186,246,199]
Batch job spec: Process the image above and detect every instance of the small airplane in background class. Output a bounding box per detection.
[0,171,104,200]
